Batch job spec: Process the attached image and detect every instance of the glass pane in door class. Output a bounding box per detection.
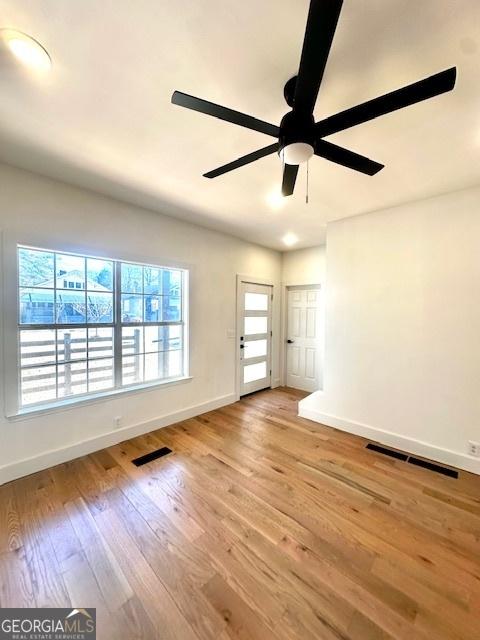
[245,292,268,311]
[243,361,267,383]
[244,338,267,359]
[244,316,268,335]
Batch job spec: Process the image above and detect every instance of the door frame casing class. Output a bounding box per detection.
[235,274,276,401]
[281,282,323,390]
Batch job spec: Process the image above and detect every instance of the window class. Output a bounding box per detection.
[16,246,188,410]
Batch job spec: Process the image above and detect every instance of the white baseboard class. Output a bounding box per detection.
[0,393,237,486]
[298,401,480,475]
[272,378,281,389]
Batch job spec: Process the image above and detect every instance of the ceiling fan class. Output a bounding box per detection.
[171,0,456,197]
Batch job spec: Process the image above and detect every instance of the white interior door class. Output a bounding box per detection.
[286,287,321,392]
[238,282,272,396]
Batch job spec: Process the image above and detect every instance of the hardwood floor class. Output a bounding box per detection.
[1,387,479,639]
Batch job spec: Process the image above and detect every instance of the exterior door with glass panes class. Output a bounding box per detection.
[239,282,272,395]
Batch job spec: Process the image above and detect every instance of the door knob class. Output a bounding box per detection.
[287,339,294,344]
[240,344,244,349]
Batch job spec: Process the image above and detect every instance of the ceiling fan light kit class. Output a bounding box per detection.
[172,0,456,198]
[282,142,314,166]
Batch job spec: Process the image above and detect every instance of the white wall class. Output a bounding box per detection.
[299,186,480,474]
[282,245,326,285]
[0,163,282,484]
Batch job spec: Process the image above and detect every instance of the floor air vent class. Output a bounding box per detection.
[408,456,458,478]
[132,447,172,467]
[365,443,458,478]
[366,443,408,461]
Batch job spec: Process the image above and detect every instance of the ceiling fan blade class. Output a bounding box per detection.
[204,143,279,178]
[315,67,457,137]
[315,139,384,175]
[172,91,279,138]
[293,0,343,115]
[282,163,299,196]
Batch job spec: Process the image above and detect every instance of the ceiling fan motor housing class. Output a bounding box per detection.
[283,75,298,108]
[278,110,315,165]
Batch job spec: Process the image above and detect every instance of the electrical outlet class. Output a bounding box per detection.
[114,416,122,429]
[467,441,480,457]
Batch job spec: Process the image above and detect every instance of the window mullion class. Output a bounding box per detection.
[84,256,89,392]
[113,261,122,388]
[54,252,58,400]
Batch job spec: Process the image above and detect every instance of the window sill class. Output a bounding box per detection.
[7,375,193,421]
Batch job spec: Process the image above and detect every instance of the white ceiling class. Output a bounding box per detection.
[0,0,479,250]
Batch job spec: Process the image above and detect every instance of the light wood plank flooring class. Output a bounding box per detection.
[1,387,479,639]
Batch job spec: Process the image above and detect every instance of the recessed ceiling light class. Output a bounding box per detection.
[1,29,51,73]
[282,232,298,247]
[266,188,285,210]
